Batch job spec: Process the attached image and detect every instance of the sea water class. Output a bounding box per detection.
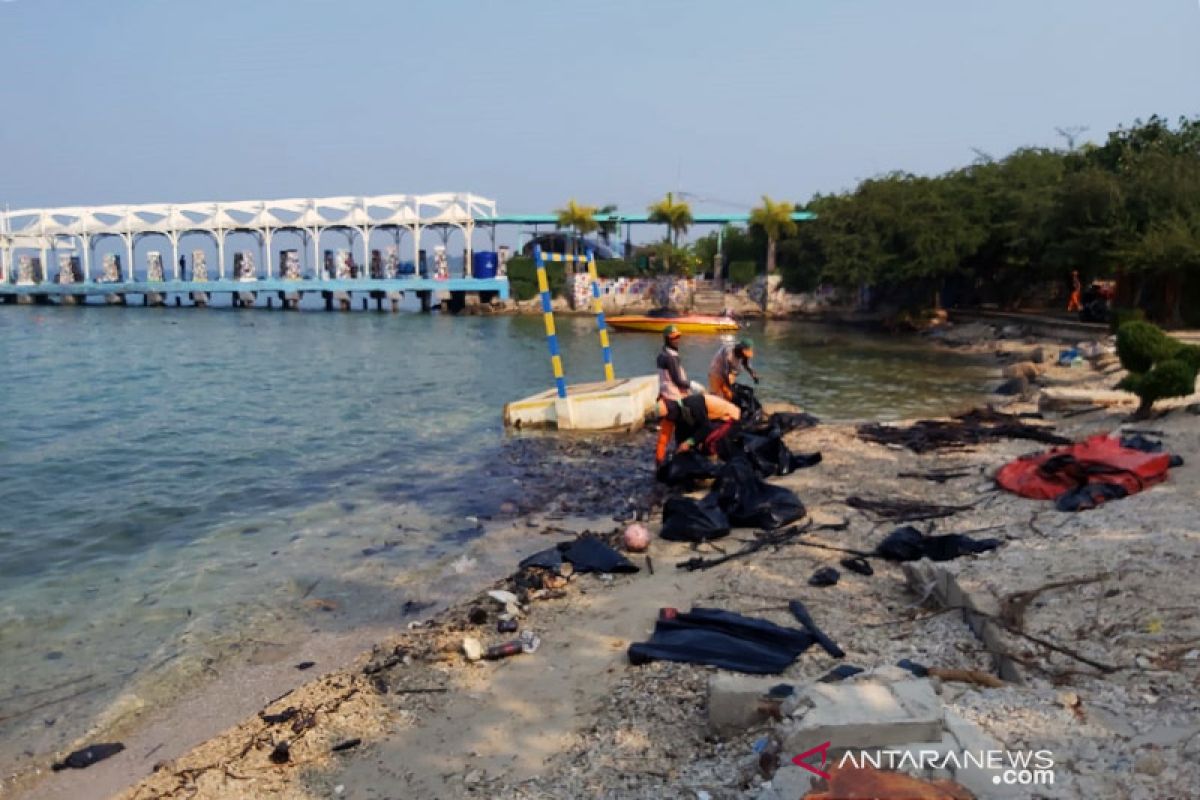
[0,306,988,772]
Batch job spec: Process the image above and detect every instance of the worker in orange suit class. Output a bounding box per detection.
[708,337,759,400]
[655,392,741,466]
[1067,270,1083,312]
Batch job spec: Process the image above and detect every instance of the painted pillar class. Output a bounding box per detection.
[535,245,567,399]
[585,248,615,382]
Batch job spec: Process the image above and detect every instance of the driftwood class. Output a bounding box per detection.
[1000,573,1111,631]
[897,469,974,483]
[927,667,1005,688]
[845,495,975,523]
[675,519,853,572]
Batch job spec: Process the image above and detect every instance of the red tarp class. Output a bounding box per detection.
[996,434,1171,503]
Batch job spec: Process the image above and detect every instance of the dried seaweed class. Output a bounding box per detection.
[858,408,1070,453]
[845,495,975,523]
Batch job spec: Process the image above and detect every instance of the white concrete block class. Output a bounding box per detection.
[782,680,943,755]
[707,674,793,737]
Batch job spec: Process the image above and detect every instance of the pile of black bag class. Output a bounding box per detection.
[659,386,819,542]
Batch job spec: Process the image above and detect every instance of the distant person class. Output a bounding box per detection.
[708,337,759,401]
[655,392,741,466]
[179,254,187,281]
[656,325,690,402]
[1067,270,1082,312]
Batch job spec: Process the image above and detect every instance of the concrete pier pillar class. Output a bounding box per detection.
[418,290,432,313]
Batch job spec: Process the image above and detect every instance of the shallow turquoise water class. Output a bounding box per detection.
[0,306,988,769]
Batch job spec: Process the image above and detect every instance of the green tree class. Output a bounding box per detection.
[555,199,599,264]
[647,193,693,246]
[648,193,693,271]
[748,195,798,274]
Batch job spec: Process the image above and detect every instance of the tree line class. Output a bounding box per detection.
[781,115,1200,326]
[553,116,1200,326]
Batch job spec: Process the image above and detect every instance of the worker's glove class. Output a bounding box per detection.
[751,373,760,384]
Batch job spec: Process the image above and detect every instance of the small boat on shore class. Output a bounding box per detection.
[607,309,739,334]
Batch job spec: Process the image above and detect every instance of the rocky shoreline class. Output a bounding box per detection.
[22,324,1200,800]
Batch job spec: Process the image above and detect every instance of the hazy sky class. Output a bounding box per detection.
[1,0,1197,218]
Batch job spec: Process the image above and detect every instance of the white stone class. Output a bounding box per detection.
[764,765,818,800]
[1134,753,1166,776]
[707,674,792,736]
[782,679,943,755]
[462,637,483,662]
[1130,724,1200,748]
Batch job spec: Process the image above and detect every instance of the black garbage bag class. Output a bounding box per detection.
[732,383,765,423]
[520,535,639,573]
[562,535,639,573]
[840,556,874,576]
[1055,482,1129,512]
[769,411,820,433]
[875,525,1003,562]
[808,566,840,587]
[656,450,724,488]
[719,423,822,478]
[660,494,731,542]
[714,458,806,529]
[1119,434,1162,453]
[627,607,815,674]
[519,546,565,572]
[52,742,125,771]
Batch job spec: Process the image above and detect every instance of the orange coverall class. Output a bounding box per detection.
[655,394,741,465]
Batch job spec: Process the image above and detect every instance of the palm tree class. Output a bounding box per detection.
[555,199,599,264]
[647,193,693,272]
[748,195,797,274]
[648,192,693,246]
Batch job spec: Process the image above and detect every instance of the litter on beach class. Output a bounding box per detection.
[996,433,1180,511]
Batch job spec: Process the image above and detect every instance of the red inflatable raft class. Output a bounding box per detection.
[996,434,1173,509]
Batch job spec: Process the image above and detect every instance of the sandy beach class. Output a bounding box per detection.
[16,326,1200,800]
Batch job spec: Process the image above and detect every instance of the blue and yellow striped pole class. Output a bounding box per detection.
[534,245,567,398]
[585,248,615,382]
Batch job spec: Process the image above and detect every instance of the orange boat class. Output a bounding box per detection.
[606,309,739,334]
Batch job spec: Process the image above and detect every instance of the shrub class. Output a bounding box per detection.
[1108,307,1146,334]
[728,260,757,287]
[506,256,566,301]
[1176,343,1200,373]
[1120,359,1198,417]
[1116,320,1178,374]
[595,259,639,279]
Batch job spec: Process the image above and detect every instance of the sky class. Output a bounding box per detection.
[1,0,1198,226]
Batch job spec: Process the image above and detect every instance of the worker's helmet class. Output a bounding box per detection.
[663,325,681,342]
[737,337,755,358]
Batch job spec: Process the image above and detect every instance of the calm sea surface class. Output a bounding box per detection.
[0,305,989,770]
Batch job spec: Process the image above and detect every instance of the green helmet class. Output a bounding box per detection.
[663,325,681,342]
[737,337,754,350]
